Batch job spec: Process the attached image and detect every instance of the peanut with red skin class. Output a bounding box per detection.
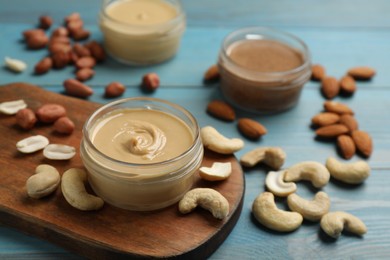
[76,68,95,82]
[39,15,53,30]
[54,117,75,135]
[36,104,67,123]
[34,57,52,75]
[85,41,106,62]
[142,73,160,91]
[52,51,70,68]
[105,82,126,98]
[16,108,37,130]
[75,56,96,69]
[73,43,91,57]
[23,29,45,40]
[27,34,49,49]
[63,79,93,98]
[51,27,68,37]
[72,29,90,41]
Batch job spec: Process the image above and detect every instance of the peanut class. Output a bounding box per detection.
[51,27,69,37]
[23,29,45,40]
[75,56,96,69]
[53,117,75,135]
[76,68,95,82]
[16,108,37,130]
[73,43,91,57]
[142,73,160,91]
[85,41,106,62]
[52,51,70,68]
[36,104,67,123]
[71,29,90,41]
[39,15,53,30]
[63,78,93,98]
[27,34,49,49]
[105,82,126,98]
[34,57,52,74]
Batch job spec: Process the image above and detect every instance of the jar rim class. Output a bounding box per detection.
[100,0,186,32]
[82,97,201,171]
[221,26,311,77]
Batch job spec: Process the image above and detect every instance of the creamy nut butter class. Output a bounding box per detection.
[218,27,311,113]
[80,98,203,211]
[99,0,186,65]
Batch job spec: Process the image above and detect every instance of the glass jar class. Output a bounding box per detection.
[218,27,311,114]
[99,0,186,65]
[80,97,203,211]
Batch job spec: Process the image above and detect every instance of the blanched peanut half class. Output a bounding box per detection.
[61,168,104,211]
[199,162,232,181]
[0,99,27,115]
[201,126,244,154]
[287,192,330,221]
[179,188,229,219]
[26,164,60,199]
[4,57,27,72]
[252,192,303,232]
[284,161,330,188]
[265,170,297,197]
[16,135,49,153]
[43,144,76,160]
[320,211,367,238]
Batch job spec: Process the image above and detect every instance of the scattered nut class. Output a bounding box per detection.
[105,82,126,98]
[52,27,69,37]
[237,118,267,139]
[199,162,232,181]
[339,114,358,133]
[73,43,91,57]
[4,57,27,73]
[71,29,90,41]
[265,170,297,197]
[315,124,349,138]
[26,164,60,199]
[252,192,303,232]
[324,101,354,115]
[16,135,49,153]
[347,66,376,80]
[36,103,67,123]
[326,157,370,184]
[23,29,45,40]
[76,68,95,82]
[39,15,53,30]
[75,56,96,69]
[52,51,70,69]
[27,33,49,49]
[201,126,244,154]
[34,57,53,74]
[320,211,367,238]
[351,130,373,158]
[85,41,106,62]
[206,100,236,122]
[61,168,104,211]
[337,135,356,159]
[340,75,357,94]
[283,161,330,188]
[240,147,286,170]
[321,76,340,99]
[311,112,340,127]
[287,192,330,221]
[63,78,94,98]
[178,188,229,219]
[204,64,220,82]
[16,108,37,130]
[311,64,326,81]
[142,73,160,91]
[53,117,75,135]
[43,144,76,160]
[0,99,27,115]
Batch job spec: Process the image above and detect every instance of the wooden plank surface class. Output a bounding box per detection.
[0,83,244,259]
[0,0,390,259]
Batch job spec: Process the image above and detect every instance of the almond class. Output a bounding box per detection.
[339,114,358,132]
[347,66,376,80]
[311,64,326,81]
[206,100,236,122]
[321,76,340,99]
[340,75,357,94]
[204,65,220,82]
[315,124,349,138]
[237,118,267,139]
[323,101,354,115]
[337,135,356,159]
[351,130,373,157]
[311,112,340,126]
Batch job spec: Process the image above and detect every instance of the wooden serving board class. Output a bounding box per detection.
[0,83,244,259]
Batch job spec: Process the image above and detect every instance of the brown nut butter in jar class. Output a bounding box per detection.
[218,27,311,113]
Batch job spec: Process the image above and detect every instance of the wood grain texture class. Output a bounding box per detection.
[0,83,244,259]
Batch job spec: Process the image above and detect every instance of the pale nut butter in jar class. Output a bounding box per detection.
[80,98,203,211]
[218,27,311,113]
[99,0,186,65]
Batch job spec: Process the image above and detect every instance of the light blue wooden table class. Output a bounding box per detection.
[1,0,390,259]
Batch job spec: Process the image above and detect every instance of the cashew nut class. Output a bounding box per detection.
[326,157,370,184]
[240,147,286,170]
[252,192,303,232]
[201,126,244,154]
[283,161,330,188]
[61,168,104,211]
[199,162,232,181]
[320,211,367,238]
[287,192,330,221]
[26,164,60,199]
[265,170,297,197]
[178,188,229,219]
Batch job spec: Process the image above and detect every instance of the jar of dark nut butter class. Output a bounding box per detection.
[218,27,311,113]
